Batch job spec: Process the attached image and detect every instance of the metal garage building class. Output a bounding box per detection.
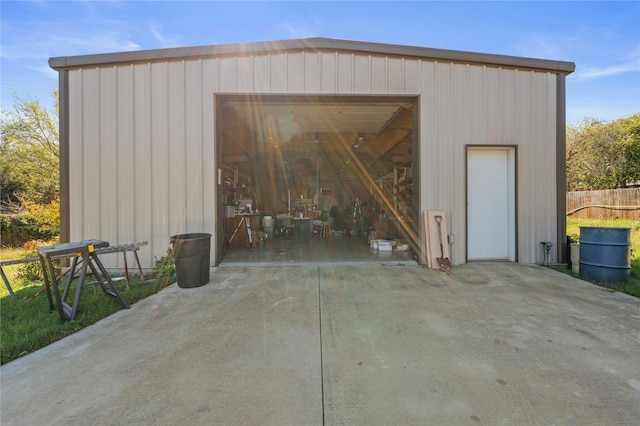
[49,38,575,268]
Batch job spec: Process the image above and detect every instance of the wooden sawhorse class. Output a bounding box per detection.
[38,240,130,321]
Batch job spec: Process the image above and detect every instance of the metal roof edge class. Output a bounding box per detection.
[48,37,575,74]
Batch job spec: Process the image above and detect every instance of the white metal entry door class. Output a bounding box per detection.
[467,147,515,261]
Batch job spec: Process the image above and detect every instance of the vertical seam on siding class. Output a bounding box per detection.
[335,52,338,93]
[449,62,454,219]
[131,64,136,244]
[284,52,288,93]
[301,51,305,93]
[216,58,220,91]
[368,55,372,94]
[114,65,120,251]
[165,61,170,239]
[433,61,438,205]
[183,60,188,232]
[402,58,405,94]
[150,63,155,253]
[80,69,85,238]
[352,53,355,93]
[498,68,503,142]
[466,65,470,145]
[148,63,153,254]
[385,56,389,94]
[512,69,517,144]
[319,52,322,93]
[200,58,205,231]
[97,67,102,239]
[483,65,487,144]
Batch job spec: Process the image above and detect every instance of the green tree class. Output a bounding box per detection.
[618,114,640,186]
[566,114,640,191]
[0,92,59,205]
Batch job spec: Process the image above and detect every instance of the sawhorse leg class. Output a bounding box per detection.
[89,252,130,309]
[62,255,80,303]
[67,252,90,320]
[0,266,16,300]
[133,249,145,279]
[122,251,131,289]
[59,252,130,321]
[39,255,66,322]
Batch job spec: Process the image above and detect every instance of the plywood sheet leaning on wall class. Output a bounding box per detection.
[423,210,450,270]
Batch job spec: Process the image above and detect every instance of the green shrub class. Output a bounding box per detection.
[14,239,60,283]
[0,199,59,247]
[153,248,176,293]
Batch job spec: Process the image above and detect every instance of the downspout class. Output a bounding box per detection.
[58,70,70,244]
[556,73,567,263]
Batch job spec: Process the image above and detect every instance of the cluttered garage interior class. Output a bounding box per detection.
[218,94,419,265]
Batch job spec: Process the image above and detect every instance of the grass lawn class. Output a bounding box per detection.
[1,244,173,364]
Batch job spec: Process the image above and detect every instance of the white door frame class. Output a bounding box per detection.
[466,146,517,261]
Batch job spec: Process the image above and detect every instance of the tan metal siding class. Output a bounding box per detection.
[370,56,386,92]
[270,54,287,93]
[468,65,485,143]
[168,61,186,237]
[236,56,252,92]
[68,70,83,241]
[337,53,353,93]
[403,59,420,94]
[500,70,517,142]
[414,63,558,264]
[185,60,205,232]
[419,61,436,213]
[133,63,153,262]
[513,71,557,264]
[201,58,217,260]
[320,52,337,93]
[286,53,304,93]
[485,67,502,142]
[252,55,269,93]
[82,69,101,245]
[451,64,470,262]
[150,62,170,260]
[98,67,118,266]
[304,52,321,93]
[116,65,135,261]
[354,55,370,93]
[388,58,404,93]
[65,48,561,267]
[219,57,236,92]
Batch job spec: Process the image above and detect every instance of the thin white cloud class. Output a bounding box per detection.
[279,20,317,40]
[1,25,141,60]
[574,48,640,81]
[150,24,165,43]
[576,62,640,80]
[26,63,59,80]
[1,19,142,80]
[148,23,183,48]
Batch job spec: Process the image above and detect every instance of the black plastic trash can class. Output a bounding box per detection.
[170,233,211,288]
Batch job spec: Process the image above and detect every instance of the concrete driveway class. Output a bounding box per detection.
[1,263,639,425]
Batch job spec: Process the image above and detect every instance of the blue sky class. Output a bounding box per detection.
[1,1,639,125]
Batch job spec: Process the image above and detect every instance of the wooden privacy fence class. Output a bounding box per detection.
[566,188,640,220]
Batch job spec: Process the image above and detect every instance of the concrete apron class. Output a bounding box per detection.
[1,263,639,425]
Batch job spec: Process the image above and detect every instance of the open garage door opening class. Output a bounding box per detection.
[216,94,420,265]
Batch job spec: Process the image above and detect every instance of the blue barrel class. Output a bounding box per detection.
[579,226,631,283]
